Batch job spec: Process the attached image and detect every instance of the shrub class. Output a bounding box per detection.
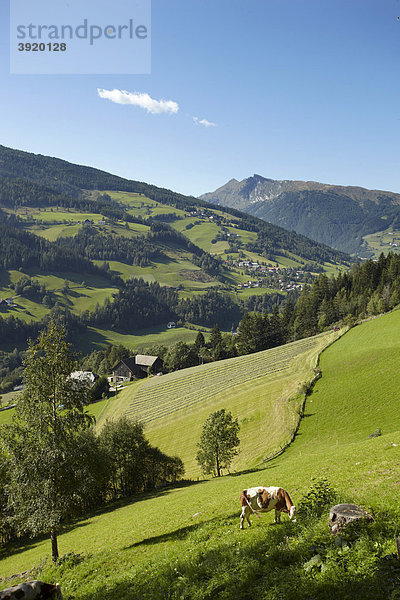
[297,476,337,519]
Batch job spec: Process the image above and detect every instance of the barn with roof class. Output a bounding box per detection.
[112,355,163,383]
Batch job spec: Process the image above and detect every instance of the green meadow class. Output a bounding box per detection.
[26,209,104,223]
[74,324,210,354]
[0,271,118,325]
[109,332,337,476]
[182,222,221,253]
[93,248,221,291]
[1,310,400,598]
[106,190,187,220]
[29,223,82,242]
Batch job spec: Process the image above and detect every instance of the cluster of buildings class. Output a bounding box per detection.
[236,279,303,292]
[70,355,164,393]
[82,218,107,225]
[279,281,304,292]
[232,263,306,293]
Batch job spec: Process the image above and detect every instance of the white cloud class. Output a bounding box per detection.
[193,116,216,127]
[97,88,179,115]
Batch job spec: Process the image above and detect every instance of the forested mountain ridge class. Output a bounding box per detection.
[0,145,353,392]
[0,145,349,265]
[200,174,400,255]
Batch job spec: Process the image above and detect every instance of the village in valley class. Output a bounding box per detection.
[228,261,308,292]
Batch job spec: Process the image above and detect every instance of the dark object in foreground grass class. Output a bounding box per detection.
[329,503,373,534]
[369,428,382,438]
[0,580,62,600]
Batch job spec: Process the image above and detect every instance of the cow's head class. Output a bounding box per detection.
[289,505,296,521]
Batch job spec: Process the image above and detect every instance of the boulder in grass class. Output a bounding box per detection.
[329,503,373,534]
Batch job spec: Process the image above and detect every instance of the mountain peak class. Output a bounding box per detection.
[250,174,275,183]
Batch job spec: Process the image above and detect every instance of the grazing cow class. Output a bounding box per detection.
[0,581,62,600]
[240,486,296,529]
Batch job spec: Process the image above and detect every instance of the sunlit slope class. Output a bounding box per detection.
[100,331,338,476]
[253,309,400,512]
[3,315,400,586]
[292,310,400,451]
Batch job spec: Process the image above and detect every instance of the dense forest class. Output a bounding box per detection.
[57,225,163,267]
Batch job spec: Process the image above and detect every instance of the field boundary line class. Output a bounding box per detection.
[263,327,349,465]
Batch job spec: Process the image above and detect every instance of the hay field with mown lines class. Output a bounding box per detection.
[100,330,340,475]
[125,336,327,424]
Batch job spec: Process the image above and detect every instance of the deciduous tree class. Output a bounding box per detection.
[1,321,93,562]
[196,409,240,477]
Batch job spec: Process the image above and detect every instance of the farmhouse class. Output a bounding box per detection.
[113,355,163,383]
[70,371,99,387]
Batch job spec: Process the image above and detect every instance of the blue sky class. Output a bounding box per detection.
[1,0,399,196]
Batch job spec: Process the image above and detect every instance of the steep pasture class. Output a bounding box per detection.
[283,309,400,452]
[126,336,325,425]
[29,223,82,241]
[106,332,336,475]
[2,314,400,598]
[75,325,210,354]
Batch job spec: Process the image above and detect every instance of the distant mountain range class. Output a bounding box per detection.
[200,175,400,255]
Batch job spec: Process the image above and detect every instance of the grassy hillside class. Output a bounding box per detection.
[99,331,338,476]
[362,227,400,258]
[0,185,349,363]
[0,145,353,366]
[2,312,400,597]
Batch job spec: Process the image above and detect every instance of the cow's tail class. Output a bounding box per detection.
[240,490,248,506]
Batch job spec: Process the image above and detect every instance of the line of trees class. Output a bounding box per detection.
[285,251,400,339]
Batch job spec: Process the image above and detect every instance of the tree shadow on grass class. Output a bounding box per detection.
[82,479,207,521]
[122,513,238,551]
[227,462,278,477]
[0,480,206,565]
[0,521,92,563]
[77,515,400,600]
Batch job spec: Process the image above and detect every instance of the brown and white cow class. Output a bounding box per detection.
[240,486,296,529]
[0,581,62,600]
